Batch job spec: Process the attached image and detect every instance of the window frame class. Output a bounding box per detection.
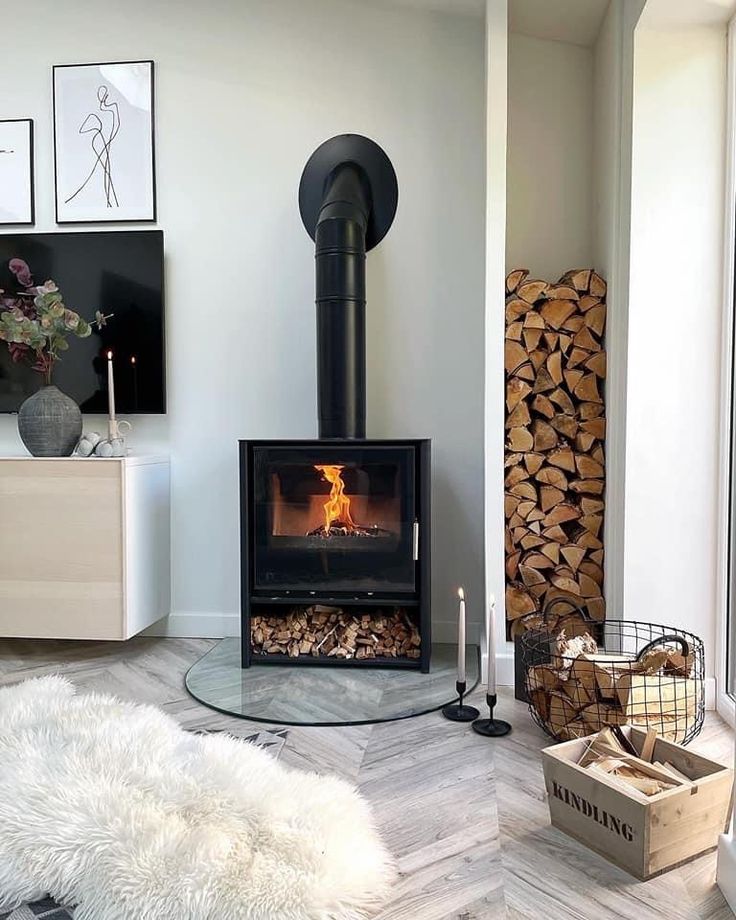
[716,16,736,730]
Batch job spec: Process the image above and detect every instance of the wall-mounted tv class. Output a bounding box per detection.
[0,230,165,414]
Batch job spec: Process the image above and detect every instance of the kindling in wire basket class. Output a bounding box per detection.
[519,600,704,745]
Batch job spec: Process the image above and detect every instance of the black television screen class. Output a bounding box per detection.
[0,230,165,414]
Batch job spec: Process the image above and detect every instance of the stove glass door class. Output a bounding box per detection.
[252,445,417,594]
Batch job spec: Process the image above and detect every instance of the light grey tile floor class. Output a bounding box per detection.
[0,637,732,920]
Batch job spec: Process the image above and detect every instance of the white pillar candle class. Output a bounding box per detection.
[457,586,466,684]
[107,350,116,421]
[486,594,497,695]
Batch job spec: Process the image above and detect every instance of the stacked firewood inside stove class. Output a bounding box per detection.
[527,630,697,743]
[505,268,607,638]
[251,606,421,660]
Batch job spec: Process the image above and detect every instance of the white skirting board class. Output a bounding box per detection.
[718,833,736,915]
[479,645,514,687]
[145,612,240,638]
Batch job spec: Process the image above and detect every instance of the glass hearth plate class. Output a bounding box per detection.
[185,640,480,727]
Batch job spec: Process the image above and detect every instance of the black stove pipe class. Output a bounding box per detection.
[299,135,398,441]
[314,164,369,440]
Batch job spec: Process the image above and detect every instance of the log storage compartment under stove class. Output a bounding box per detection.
[250,605,422,662]
[240,440,431,671]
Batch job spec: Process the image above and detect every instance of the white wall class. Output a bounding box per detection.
[484,0,511,683]
[0,0,486,639]
[592,0,646,624]
[593,2,621,275]
[625,21,727,675]
[506,33,595,278]
[593,1,623,622]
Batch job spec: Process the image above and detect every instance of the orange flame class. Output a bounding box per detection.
[315,465,355,534]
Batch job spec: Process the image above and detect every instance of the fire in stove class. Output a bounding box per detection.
[307,464,390,539]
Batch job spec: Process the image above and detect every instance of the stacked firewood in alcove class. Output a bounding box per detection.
[251,606,421,660]
[504,268,606,637]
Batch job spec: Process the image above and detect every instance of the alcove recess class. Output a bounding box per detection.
[504,0,613,639]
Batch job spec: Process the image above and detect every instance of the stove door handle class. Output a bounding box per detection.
[413,519,420,561]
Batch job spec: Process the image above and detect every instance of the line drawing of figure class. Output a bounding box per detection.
[65,84,121,207]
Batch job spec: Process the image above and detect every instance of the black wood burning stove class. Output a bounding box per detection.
[240,439,430,670]
[240,135,431,672]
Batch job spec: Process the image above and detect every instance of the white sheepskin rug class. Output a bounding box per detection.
[0,676,394,920]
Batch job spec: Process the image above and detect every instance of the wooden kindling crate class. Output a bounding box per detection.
[542,726,734,879]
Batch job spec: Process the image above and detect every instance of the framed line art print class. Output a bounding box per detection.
[0,119,34,226]
[53,61,156,223]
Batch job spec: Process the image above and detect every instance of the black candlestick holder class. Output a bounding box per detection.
[472,692,512,736]
[442,680,480,722]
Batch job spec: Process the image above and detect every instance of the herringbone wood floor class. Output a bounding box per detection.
[0,637,732,920]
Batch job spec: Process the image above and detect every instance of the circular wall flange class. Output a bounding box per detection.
[299,134,398,251]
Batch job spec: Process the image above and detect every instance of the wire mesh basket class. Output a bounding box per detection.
[520,605,705,745]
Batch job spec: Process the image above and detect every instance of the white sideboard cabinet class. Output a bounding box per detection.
[0,456,170,640]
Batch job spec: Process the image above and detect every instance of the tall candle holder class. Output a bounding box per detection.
[442,680,480,722]
[472,596,511,736]
[472,692,511,736]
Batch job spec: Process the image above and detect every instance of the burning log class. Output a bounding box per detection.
[306,524,391,538]
[505,267,607,635]
[251,606,421,661]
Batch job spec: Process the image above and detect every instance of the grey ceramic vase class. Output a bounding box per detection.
[17,385,83,457]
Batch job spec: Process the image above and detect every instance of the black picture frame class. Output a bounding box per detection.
[0,118,35,227]
[53,60,156,225]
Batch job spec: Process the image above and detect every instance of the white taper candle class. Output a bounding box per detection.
[457,586,466,684]
[486,594,497,695]
[107,350,116,422]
